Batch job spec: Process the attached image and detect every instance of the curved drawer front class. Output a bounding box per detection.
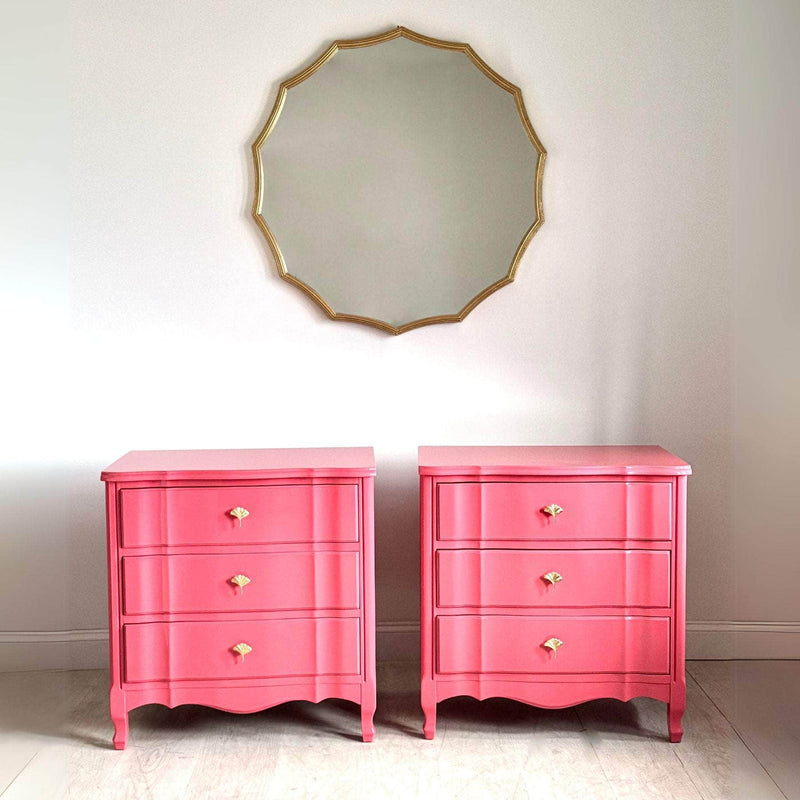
[437,550,670,609]
[123,618,361,683]
[437,481,672,542]
[436,615,670,675]
[120,484,359,547]
[123,552,360,615]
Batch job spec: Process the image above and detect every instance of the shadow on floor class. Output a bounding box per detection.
[0,668,669,748]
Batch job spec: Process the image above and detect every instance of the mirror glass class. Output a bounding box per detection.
[253,28,545,334]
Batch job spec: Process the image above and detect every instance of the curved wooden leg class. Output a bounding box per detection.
[668,703,684,743]
[423,709,436,740]
[361,699,376,743]
[110,689,128,750]
[668,683,686,743]
[360,679,376,743]
[421,681,436,740]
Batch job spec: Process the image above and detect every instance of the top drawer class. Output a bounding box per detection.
[437,481,672,542]
[120,484,359,548]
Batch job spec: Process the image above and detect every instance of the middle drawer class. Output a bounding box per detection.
[437,549,670,609]
[122,552,360,615]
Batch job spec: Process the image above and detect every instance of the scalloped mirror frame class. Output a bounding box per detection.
[251,26,546,335]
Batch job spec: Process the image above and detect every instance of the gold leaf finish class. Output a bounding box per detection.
[543,637,563,657]
[542,504,563,519]
[251,25,546,335]
[229,507,250,527]
[543,571,563,586]
[232,642,252,661]
[230,574,251,591]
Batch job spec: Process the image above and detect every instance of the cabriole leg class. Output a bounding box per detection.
[423,708,436,740]
[361,693,376,743]
[421,681,436,740]
[668,701,685,743]
[110,689,128,750]
[668,683,686,743]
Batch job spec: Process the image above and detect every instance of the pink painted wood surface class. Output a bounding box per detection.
[359,475,376,743]
[437,549,670,609]
[436,615,670,675]
[419,445,689,742]
[434,679,671,707]
[123,618,361,683]
[120,484,359,547]
[122,552,360,615]
[420,474,437,739]
[670,474,688,742]
[104,448,375,748]
[419,445,691,476]
[123,682,362,714]
[105,481,127,749]
[437,481,672,542]
[102,447,376,482]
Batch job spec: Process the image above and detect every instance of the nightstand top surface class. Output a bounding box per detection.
[102,447,376,482]
[418,445,691,476]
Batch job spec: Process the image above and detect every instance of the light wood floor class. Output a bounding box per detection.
[0,661,796,799]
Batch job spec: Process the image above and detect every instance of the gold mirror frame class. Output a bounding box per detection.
[251,26,546,335]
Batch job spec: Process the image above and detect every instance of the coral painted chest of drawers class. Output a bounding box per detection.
[419,445,691,741]
[102,448,376,749]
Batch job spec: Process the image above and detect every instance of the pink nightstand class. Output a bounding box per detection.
[419,445,690,742]
[102,448,376,748]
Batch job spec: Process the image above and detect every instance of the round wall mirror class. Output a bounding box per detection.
[252,26,546,334]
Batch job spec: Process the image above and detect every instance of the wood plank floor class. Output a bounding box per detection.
[0,661,794,799]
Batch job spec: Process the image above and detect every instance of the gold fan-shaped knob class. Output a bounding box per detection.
[230,574,251,592]
[229,507,250,527]
[543,571,563,587]
[232,642,252,661]
[542,504,563,519]
[543,637,563,657]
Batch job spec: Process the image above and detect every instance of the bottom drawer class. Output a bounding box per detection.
[437,615,670,675]
[124,618,361,683]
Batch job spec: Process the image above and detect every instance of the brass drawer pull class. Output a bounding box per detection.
[542,504,563,519]
[232,642,252,661]
[229,507,250,526]
[543,571,563,587]
[543,637,563,657]
[230,574,251,592]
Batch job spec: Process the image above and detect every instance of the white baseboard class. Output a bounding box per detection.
[686,620,800,659]
[375,621,419,662]
[0,629,109,672]
[2,620,798,672]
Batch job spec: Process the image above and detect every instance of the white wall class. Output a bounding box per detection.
[726,0,800,658]
[1,0,798,670]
